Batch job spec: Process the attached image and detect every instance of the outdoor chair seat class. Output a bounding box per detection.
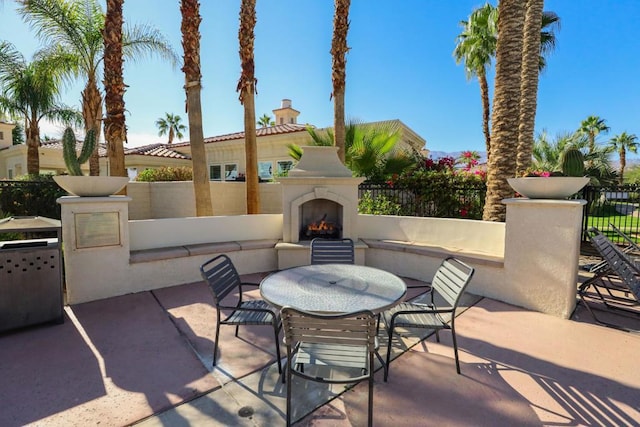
[200,254,282,373]
[382,257,475,380]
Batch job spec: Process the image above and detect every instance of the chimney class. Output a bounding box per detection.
[272,99,300,125]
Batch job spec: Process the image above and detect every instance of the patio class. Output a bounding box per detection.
[1,270,638,427]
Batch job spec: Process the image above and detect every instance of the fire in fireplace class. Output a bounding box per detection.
[302,213,341,240]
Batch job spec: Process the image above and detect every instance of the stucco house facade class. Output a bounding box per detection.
[0,99,426,180]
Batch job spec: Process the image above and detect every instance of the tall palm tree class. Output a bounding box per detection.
[103,0,126,179]
[0,41,81,174]
[17,0,177,176]
[454,3,497,159]
[155,113,187,144]
[515,0,544,176]
[257,113,274,128]
[237,0,260,214]
[609,132,639,183]
[331,0,350,163]
[180,0,212,216]
[483,0,525,222]
[579,115,610,155]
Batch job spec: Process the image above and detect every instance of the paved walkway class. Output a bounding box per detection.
[1,272,638,426]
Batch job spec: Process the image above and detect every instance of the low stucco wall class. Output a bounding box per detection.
[60,197,584,318]
[127,181,283,219]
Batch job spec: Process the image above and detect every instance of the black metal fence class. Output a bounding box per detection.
[0,180,66,220]
[579,185,640,244]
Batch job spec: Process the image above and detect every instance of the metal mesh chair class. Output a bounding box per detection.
[579,228,640,329]
[281,307,383,427]
[200,254,282,373]
[381,257,475,379]
[310,237,355,264]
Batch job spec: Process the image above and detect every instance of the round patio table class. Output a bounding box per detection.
[260,264,406,314]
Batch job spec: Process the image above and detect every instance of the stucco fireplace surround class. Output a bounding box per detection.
[276,146,365,269]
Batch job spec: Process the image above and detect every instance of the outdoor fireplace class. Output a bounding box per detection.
[278,146,364,244]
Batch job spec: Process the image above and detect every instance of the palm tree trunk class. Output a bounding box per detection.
[168,127,174,144]
[26,117,40,175]
[238,0,260,214]
[82,76,103,176]
[479,69,491,160]
[331,0,350,164]
[483,0,525,222]
[181,0,213,216]
[620,148,626,184]
[103,0,127,180]
[516,0,544,176]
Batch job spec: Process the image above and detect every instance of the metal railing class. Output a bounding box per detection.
[579,185,640,244]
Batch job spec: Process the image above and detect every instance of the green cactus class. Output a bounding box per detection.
[62,127,96,176]
[560,146,585,177]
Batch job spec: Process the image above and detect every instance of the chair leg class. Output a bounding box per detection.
[451,325,461,375]
[375,351,387,382]
[286,357,293,426]
[213,322,220,368]
[273,322,282,374]
[368,359,374,427]
[385,323,394,382]
[235,325,240,337]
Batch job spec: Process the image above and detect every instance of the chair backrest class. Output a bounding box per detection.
[310,238,355,264]
[200,254,241,305]
[281,307,377,352]
[588,228,640,300]
[431,257,475,308]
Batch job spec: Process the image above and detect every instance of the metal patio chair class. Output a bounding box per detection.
[578,228,640,329]
[281,307,384,427]
[381,257,475,379]
[200,254,282,373]
[587,223,640,276]
[310,237,355,264]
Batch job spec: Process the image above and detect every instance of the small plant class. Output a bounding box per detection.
[62,127,96,176]
[560,146,586,177]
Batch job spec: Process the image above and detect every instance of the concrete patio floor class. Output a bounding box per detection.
[1,272,639,427]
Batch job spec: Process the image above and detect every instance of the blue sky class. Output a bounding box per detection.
[1,0,639,156]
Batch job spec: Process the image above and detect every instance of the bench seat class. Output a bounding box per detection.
[129,239,278,264]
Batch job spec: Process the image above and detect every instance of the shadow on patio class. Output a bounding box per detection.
[0,275,638,427]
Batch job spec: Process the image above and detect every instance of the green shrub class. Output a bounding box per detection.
[136,166,193,182]
[358,191,405,215]
[0,174,66,219]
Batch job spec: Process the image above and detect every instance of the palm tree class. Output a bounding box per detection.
[331,0,351,163]
[180,0,213,216]
[0,41,81,174]
[155,113,187,144]
[454,3,497,159]
[515,0,544,176]
[17,0,177,176]
[103,0,126,179]
[579,115,610,155]
[237,0,260,214]
[609,132,639,183]
[483,0,525,222]
[289,121,414,182]
[257,113,274,128]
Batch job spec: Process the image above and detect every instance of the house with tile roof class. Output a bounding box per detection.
[0,99,425,180]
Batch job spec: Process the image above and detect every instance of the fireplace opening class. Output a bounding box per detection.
[299,199,343,241]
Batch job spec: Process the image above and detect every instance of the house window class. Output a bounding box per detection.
[209,164,222,181]
[0,131,4,140]
[277,160,293,175]
[258,161,273,180]
[280,118,284,125]
[224,163,238,181]
[8,169,13,179]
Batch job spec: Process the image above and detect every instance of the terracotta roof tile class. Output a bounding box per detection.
[171,123,309,147]
[41,140,108,156]
[123,143,191,159]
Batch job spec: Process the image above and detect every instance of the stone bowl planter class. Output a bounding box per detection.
[507,177,590,199]
[53,176,129,197]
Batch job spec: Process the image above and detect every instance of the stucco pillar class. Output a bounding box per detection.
[503,198,587,318]
[58,196,131,304]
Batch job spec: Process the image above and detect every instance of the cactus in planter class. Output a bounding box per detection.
[560,146,585,177]
[62,127,96,176]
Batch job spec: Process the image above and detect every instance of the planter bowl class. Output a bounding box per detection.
[54,176,129,197]
[507,177,589,199]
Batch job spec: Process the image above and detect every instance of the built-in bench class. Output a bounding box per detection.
[129,239,279,264]
[361,238,504,268]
